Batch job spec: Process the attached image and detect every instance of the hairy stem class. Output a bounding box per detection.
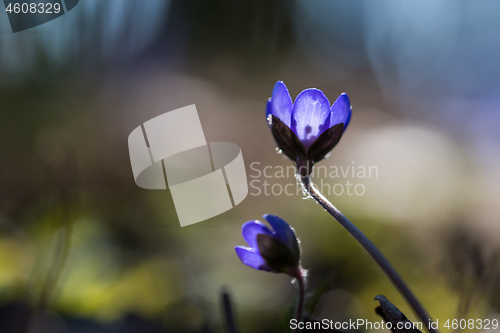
[301,176,436,333]
[293,271,305,333]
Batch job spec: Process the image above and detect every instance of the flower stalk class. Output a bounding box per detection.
[300,174,437,333]
[291,269,305,333]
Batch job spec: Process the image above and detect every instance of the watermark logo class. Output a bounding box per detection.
[249,161,378,197]
[128,105,248,227]
[3,0,79,33]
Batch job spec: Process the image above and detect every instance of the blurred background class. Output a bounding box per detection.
[1,0,500,332]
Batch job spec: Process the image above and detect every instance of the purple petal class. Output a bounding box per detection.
[263,214,300,260]
[242,220,273,249]
[330,93,351,129]
[235,246,271,271]
[291,88,331,149]
[270,81,293,128]
[262,215,293,244]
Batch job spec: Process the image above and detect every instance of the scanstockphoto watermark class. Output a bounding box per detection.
[290,318,423,331]
[249,161,378,197]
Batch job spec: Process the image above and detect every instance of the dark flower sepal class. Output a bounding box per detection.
[306,123,344,163]
[270,115,344,175]
[270,115,306,162]
[257,233,300,275]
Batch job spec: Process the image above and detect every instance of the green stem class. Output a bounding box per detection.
[301,176,437,333]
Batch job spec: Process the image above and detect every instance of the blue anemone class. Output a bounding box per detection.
[235,214,301,275]
[266,81,351,165]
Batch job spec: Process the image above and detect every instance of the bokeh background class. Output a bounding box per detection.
[1,1,500,332]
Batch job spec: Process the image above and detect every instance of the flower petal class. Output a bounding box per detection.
[270,81,293,128]
[263,214,300,261]
[242,220,273,249]
[235,246,271,271]
[291,88,331,149]
[330,93,351,129]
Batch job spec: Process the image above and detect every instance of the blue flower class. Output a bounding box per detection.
[266,81,351,168]
[235,214,301,276]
